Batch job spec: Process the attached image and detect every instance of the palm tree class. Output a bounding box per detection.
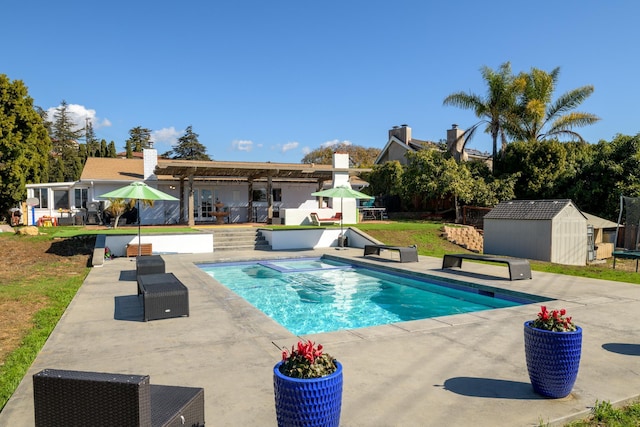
[505,67,600,142]
[443,62,520,167]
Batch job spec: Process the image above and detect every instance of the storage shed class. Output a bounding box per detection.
[483,200,588,266]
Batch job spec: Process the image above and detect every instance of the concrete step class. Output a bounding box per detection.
[211,228,271,251]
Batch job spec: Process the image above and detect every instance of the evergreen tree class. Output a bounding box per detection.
[84,118,99,157]
[126,126,152,152]
[50,100,83,154]
[107,141,117,158]
[125,140,133,158]
[0,74,52,214]
[78,143,88,162]
[48,100,84,181]
[167,125,211,160]
[100,139,107,157]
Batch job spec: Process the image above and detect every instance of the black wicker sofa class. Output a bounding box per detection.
[33,368,204,426]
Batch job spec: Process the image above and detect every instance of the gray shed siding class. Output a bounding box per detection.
[483,200,588,266]
[484,219,552,261]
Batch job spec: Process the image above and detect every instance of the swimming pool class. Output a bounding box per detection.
[200,257,541,335]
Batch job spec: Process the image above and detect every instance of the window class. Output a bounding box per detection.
[53,190,69,210]
[33,188,48,208]
[252,189,267,202]
[272,188,282,202]
[74,188,88,209]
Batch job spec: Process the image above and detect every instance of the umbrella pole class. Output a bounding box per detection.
[340,197,344,247]
[137,199,141,257]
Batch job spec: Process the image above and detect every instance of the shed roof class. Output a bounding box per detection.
[484,199,580,220]
[582,212,618,229]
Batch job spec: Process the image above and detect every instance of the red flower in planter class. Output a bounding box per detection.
[532,306,577,332]
[279,339,337,379]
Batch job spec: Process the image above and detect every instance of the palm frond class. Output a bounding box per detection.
[547,86,595,118]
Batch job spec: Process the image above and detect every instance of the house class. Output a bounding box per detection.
[483,199,588,266]
[26,150,370,227]
[374,124,491,166]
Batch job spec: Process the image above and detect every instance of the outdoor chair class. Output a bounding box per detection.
[310,212,341,226]
[33,368,204,426]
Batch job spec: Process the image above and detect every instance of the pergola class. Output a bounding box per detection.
[154,159,370,225]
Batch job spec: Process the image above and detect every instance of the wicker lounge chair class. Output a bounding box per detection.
[33,368,204,426]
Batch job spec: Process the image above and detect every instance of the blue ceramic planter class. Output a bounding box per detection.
[524,321,582,398]
[273,361,343,427]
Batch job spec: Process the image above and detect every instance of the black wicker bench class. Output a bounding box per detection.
[33,369,204,427]
[137,255,166,277]
[363,244,419,263]
[442,253,532,281]
[137,273,189,321]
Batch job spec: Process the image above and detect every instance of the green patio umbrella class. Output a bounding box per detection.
[311,185,374,247]
[99,181,179,256]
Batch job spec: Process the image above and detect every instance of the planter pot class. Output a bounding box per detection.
[523,321,582,398]
[273,361,343,427]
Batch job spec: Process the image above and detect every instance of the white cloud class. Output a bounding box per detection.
[152,127,181,146]
[232,139,254,152]
[46,103,111,131]
[302,146,311,155]
[281,141,299,153]
[321,139,352,148]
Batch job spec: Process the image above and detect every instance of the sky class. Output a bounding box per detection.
[3,1,639,163]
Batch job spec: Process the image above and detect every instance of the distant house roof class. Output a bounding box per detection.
[484,199,585,221]
[374,135,439,165]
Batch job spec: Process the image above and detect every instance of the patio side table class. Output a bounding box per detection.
[137,273,189,321]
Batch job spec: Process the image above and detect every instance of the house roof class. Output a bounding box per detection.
[154,159,370,181]
[79,158,144,181]
[77,156,370,184]
[484,199,585,221]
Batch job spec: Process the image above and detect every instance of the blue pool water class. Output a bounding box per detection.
[200,257,534,335]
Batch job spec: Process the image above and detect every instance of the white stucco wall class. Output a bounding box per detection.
[104,233,213,257]
[260,228,356,249]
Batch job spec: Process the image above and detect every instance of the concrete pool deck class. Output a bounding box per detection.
[1,248,639,426]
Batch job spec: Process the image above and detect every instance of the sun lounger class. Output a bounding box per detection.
[310,212,341,226]
[442,253,532,280]
[363,244,419,262]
